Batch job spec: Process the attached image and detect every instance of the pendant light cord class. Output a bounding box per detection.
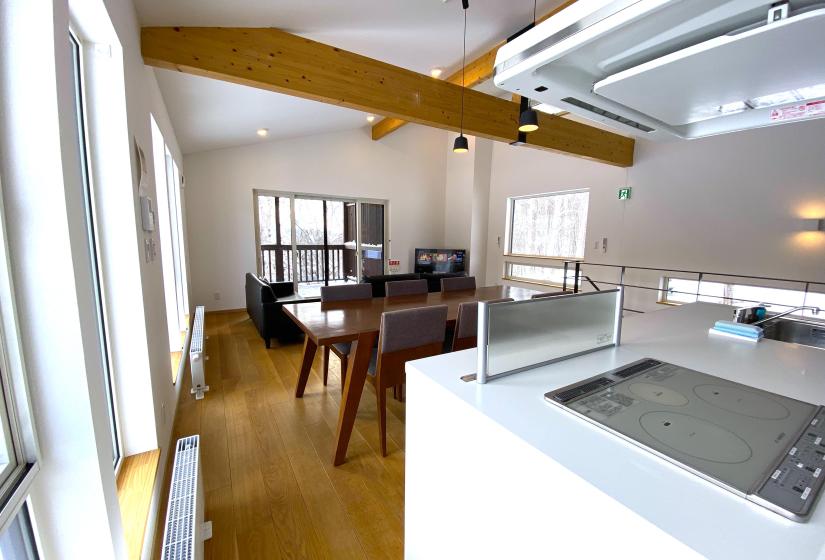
[533,0,537,25]
[460,6,467,135]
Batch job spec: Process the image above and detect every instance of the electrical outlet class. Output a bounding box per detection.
[213,292,221,301]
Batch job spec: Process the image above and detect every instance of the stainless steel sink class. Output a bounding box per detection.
[761,316,825,350]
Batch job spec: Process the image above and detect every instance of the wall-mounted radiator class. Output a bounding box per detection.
[189,305,209,400]
[161,435,211,560]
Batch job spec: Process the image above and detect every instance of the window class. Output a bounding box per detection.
[507,190,589,259]
[0,506,38,560]
[662,277,825,318]
[70,32,121,466]
[151,116,190,370]
[0,159,40,560]
[503,262,580,289]
[254,191,387,297]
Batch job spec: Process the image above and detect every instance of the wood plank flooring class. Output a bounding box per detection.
[154,311,405,559]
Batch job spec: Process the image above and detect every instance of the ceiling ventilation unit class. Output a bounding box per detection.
[493,0,825,140]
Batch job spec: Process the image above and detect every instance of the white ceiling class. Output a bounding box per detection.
[154,70,369,154]
[136,0,567,154]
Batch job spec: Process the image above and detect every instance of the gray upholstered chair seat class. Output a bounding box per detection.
[320,283,373,388]
[367,348,379,376]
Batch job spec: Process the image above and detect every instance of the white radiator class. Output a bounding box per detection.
[161,435,211,560]
[189,306,209,400]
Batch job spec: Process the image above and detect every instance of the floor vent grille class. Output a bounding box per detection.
[162,435,208,560]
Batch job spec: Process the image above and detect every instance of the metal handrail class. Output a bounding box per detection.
[563,261,825,288]
[560,260,824,313]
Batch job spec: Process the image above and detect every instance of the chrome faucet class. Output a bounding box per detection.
[752,306,821,326]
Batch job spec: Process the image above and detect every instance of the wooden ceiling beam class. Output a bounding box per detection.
[371,0,579,140]
[141,26,634,167]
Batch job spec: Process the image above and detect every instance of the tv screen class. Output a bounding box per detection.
[414,248,466,274]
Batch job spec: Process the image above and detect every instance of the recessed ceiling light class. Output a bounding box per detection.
[256,128,269,137]
[430,67,444,78]
[366,114,376,123]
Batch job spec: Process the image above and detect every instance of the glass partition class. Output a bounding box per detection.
[477,289,623,383]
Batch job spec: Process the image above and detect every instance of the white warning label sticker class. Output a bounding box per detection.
[770,100,825,121]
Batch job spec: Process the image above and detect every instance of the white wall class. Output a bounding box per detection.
[483,119,825,309]
[443,135,475,251]
[484,140,627,285]
[184,124,448,311]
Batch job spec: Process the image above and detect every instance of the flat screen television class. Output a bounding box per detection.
[414,248,466,274]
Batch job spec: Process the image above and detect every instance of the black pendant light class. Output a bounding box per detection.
[518,0,540,133]
[453,0,470,154]
[518,95,539,133]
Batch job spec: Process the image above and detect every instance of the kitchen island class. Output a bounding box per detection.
[404,303,825,560]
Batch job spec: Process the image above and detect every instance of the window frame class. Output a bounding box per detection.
[502,259,581,290]
[505,188,590,260]
[0,171,42,544]
[252,189,390,292]
[69,29,122,469]
[660,276,824,317]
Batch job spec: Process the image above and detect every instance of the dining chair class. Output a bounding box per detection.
[368,305,448,456]
[451,298,513,351]
[441,275,476,292]
[531,291,568,299]
[320,283,373,389]
[385,278,428,297]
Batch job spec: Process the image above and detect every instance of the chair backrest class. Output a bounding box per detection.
[320,283,373,302]
[441,276,476,292]
[531,291,568,299]
[385,278,428,297]
[452,298,513,351]
[363,273,421,297]
[379,305,448,354]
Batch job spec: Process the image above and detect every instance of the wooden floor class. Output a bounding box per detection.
[156,311,406,559]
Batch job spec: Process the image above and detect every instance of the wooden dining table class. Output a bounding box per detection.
[282,285,539,465]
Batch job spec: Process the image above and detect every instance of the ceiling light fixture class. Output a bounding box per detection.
[430,67,444,78]
[256,128,269,137]
[366,114,376,123]
[517,0,540,133]
[453,0,470,154]
[518,96,539,132]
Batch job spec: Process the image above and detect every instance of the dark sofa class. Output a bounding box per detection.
[245,273,318,348]
[363,272,466,297]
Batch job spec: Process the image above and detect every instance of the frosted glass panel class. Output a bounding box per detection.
[483,290,620,379]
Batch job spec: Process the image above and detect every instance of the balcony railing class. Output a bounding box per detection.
[260,244,351,284]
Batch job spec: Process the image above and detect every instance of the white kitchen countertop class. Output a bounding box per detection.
[406,302,825,559]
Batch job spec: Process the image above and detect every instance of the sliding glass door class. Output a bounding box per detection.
[255,191,387,297]
[360,202,384,279]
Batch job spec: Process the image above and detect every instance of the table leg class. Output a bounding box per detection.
[294,336,318,398]
[333,331,376,466]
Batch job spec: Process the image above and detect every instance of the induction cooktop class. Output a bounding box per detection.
[544,358,825,521]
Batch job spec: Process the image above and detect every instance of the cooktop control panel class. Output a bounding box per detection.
[756,407,825,520]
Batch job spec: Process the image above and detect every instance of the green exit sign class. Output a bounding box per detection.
[618,187,632,200]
